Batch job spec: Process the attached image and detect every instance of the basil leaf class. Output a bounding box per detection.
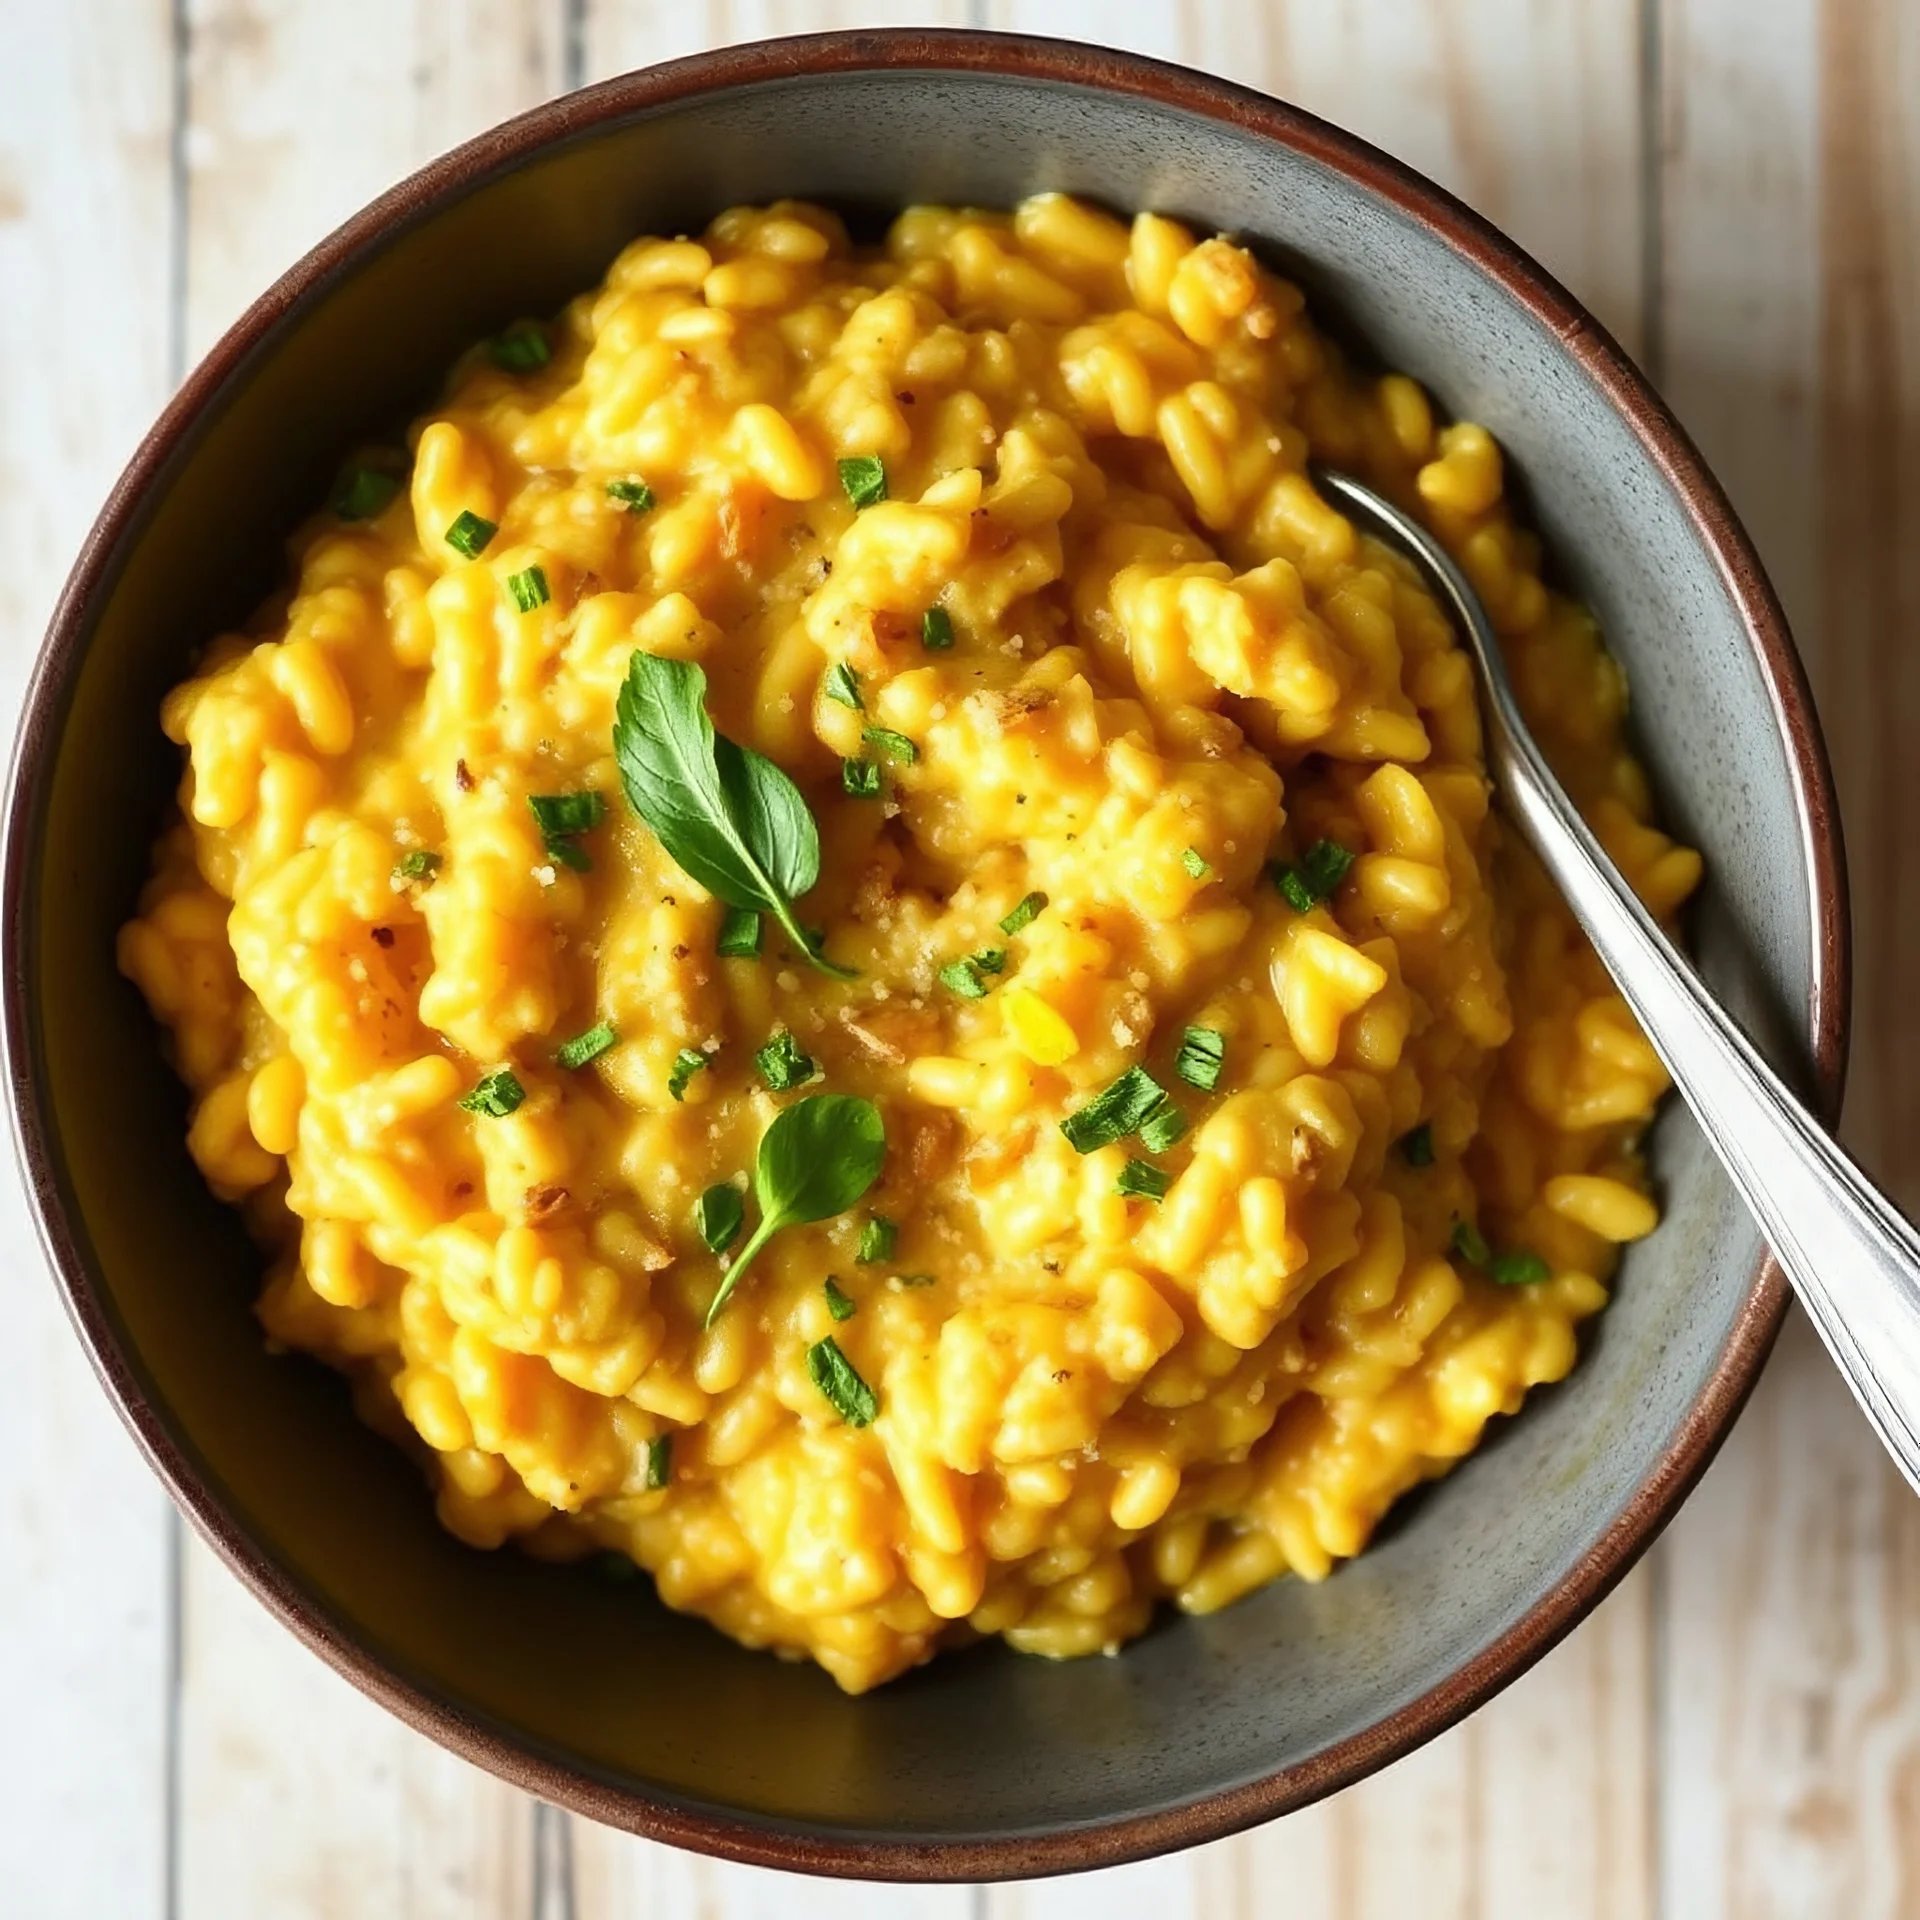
[1174,1027,1226,1092]
[614,650,850,977]
[824,1277,857,1321]
[645,1435,672,1489]
[459,1068,524,1118]
[1116,1158,1171,1202]
[1060,1066,1168,1154]
[1489,1249,1551,1286]
[807,1335,878,1425]
[694,1183,744,1253]
[857,1216,896,1264]
[999,891,1047,936]
[705,1095,885,1325]
[554,1021,616,1070]
[1450,1217,1492,1267]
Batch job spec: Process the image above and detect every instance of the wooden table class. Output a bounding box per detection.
[6,3,1917,1913]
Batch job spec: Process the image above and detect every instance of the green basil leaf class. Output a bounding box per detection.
[1060,1066,1168,1154]
[694,1183,744,1254]
[614,650,849,977]
[645,1435,672,1488]
[704,1095,886,1325]
[824,1277,857,1321]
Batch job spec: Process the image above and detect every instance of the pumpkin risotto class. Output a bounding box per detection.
[120,194,1699,1693]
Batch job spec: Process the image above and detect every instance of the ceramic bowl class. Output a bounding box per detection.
[3,29,1847,1881]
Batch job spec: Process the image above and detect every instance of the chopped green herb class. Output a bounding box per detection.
[667,1047,709,1101]
[458,1067,525,1118]
[755,1029,816,1093]
[554,1021,617,1070]
[823,662,864,711]
[445,510,497,559]
[1175,1027,1226,1092]
[938,959,988,999]
[717,907,763,958]
[529,790,604,872]
[1400,1123,1435,1167]
[1274,837,1356,912]
[393,849,441,885]
[841,756,881,798]
[645,1435,672,1489]
[1182,847,1213,880]
[1138,1098,1189,1154]
[807,1334,878,1425]
[824,1277,857,1322]
[506,565,551,613]
[489,321,551,371]
[862,726,918,765]
[999,891,1047,937]
[1450,1217,1492,1267]
[921,606,955,649]
[972,947,1007,975]
[839,455,887,509]
[607,478,655,513]
[1489,1249,1551,1287]
[706,1095,886,1324]
[857,1216,897,1264]
[693,1182,744,1254]
[333,467,400,521]
[1117,1158,1172,1203]
[1060,1066,1169,1155]
[614,650,852,979]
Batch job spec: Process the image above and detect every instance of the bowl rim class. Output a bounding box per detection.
[4,24,1850,1884]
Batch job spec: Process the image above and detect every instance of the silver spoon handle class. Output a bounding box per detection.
[1316,472,1920,1494]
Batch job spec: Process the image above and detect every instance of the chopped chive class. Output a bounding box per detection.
[645,1434,672,1489]
[445,510,498,559]
[529,791,603,872]
[755,1029,815,1093]
[1450,1217,1492,1267]
[1174,1027,1226,1092]
[1060,1066,1168,1155]
[555,1021,617,1070]
[528,792,604,839]
[999,891,1047,937]
[824,1277,857,1322]
[971,948,1007,975]
[838,455,887,509]
[607,478,655,513]
[842,756,881,798]
[1182,847,1212,880]
[921,606,955,650]
[1273,837,1356,912]
[1117,1158,1172,1203]
[667,1047,709,1101]
[1400,1123,1435,1167]
[458,1067,525,1118]
[857,1216,897,1264]
[1138,1098,1189,1153]
[489,321,551,371]
[1489,1249,1552,1287]
[393,849,441,885]
[506,565,551,613]
[823,662,864,711]
[862,725,918,765]
[693,1182,744,1254]
[938,958,989,1000]
[333,467,400,521]
[717,907,763,959]
[807,1335,877,1425]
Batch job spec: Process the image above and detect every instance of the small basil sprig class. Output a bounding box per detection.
[614,650,851,978]
[704,1094,886,1326]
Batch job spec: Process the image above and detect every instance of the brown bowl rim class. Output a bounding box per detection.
[4,25,1850,1884]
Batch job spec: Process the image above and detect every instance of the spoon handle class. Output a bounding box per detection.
[1316,471,1920,1493]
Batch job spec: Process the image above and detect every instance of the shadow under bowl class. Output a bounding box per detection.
[2,28,1848,1883]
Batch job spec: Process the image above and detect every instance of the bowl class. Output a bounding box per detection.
[3,28,1848,1881]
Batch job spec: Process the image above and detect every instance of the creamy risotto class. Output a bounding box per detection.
[120,194,1700,1693]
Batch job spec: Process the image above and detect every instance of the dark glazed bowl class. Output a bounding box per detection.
[5,29,1847,1882]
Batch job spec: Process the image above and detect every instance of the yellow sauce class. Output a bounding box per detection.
[120,194,1698,1692]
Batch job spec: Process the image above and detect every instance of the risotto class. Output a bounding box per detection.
[119,194,1699,1693]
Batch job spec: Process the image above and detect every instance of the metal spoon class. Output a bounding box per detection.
[1316,467,1920,1494]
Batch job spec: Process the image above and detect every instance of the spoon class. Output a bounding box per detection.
[1316,467,1920,1495]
